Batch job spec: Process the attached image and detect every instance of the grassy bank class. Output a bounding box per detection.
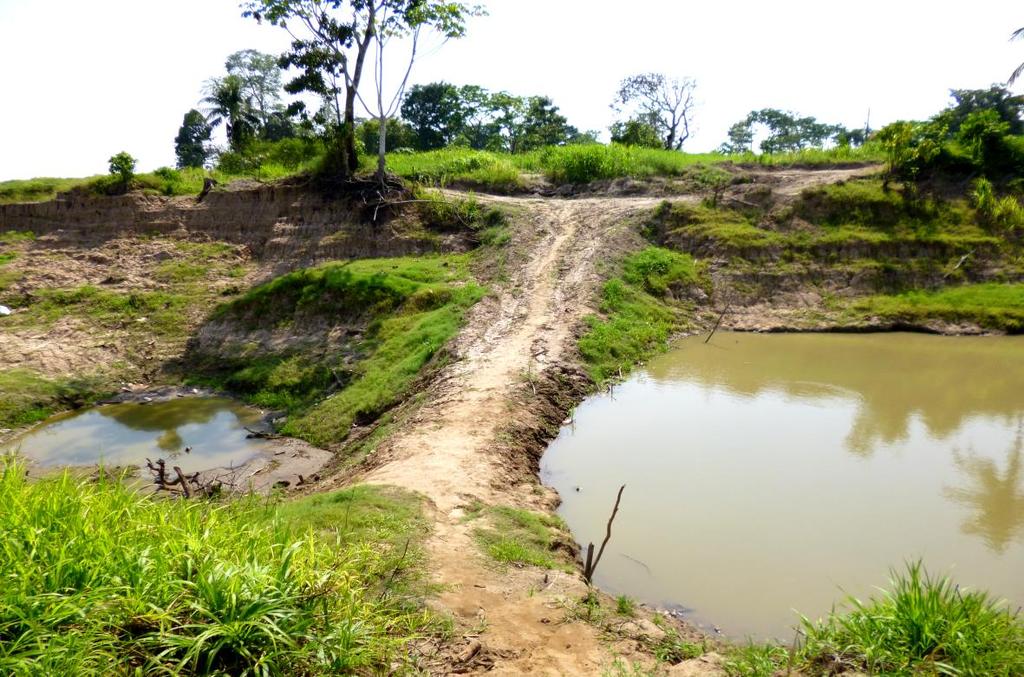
[849,283,1024,331]
[724,563,1024,676]
[578,247,705,384]
[383,144,883,189]
[190,254,485,448]
[0,144,884,205]
[0,461,436,675]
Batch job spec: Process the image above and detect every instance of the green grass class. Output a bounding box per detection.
[383,148,525,191]
[0,230,35,244]
[579,247,703,384]
[0,177,93,204]
[851,283,1024,331]
[6,285,192,337]
[801,562,1024,675]
[723,562,1024,676]
[0,462,438,675]
[1,145,883,205]
[0,369,112,428]
[384,145,884,189]
[194,255,484,447]
[471,504,572,571]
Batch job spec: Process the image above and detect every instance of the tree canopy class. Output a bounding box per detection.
[611,73,696,151]
[174,109,213,168]
[241,0,478,181]
[399,83,580,152]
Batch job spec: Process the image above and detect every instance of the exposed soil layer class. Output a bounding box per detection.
[3,165,926,674]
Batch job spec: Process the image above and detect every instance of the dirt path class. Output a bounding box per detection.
[355,166,879,675]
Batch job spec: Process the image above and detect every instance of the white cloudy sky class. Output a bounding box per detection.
[0,0,1021,180]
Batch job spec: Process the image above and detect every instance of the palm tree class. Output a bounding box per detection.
[200,75,258,150]
[1010,27,1024,85]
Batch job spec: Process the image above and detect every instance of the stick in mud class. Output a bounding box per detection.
[584,484,625,584]
[704,304,731,344]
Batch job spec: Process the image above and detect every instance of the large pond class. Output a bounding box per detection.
[4,397,269,471]
[541,332,1024,640]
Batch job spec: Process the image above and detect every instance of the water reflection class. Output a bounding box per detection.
[542,332,1024,639]
[945,420,1024,553]
[5,397,266,470]
[649,333,1024,456]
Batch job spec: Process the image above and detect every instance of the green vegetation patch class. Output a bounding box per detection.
[794,179,974,232]
[723,563,1024,676]
[6,285,192,337]
[0,178,92,204]
[799,562,1024,675]
[384,148,525,191]
[469,503,573,571]
[0,231,34,244]
[850,283,1024,332]
[0,463,437,675]
[579,247,704,384]
[197,255,484,447]
[0,369,112,429]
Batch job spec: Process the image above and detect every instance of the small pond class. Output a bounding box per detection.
[541,332,1024,640]
[5,397,269,471]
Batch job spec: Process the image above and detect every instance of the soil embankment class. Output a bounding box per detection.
[1,165,896,674]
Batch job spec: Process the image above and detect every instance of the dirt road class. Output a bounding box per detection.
[356,166,880,675]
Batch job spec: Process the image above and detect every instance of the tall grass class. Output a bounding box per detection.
[0,462,434,675]
[799,562,1024,675]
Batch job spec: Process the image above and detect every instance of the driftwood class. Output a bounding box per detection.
[583,485,625,584]
[146,457,237,498]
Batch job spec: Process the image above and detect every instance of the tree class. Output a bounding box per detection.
[518,96,577,150]
[933,86,1024,136]
[357,2,479,184]
[610,119,662,148]
[201,75,258,150]
[401,81,466,150]
[224,49,284,128]
[455,84,500,149]
[612,73,696,151]
[718,119,754,153]
[1010,27,1024,85]
[723,109,845,154]
[241,0,477,183]
[108,152,136,185]
[174,109,213,168]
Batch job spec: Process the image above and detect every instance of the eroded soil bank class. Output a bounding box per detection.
[6,164,1016,674]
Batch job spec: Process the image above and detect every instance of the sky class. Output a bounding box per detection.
[0,0,1021,180]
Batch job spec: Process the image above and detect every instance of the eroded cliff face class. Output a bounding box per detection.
[0,184,468,392]
[0,183,463,264]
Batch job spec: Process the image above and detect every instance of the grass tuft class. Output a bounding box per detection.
[0,461,436,674]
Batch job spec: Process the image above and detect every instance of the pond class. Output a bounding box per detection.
[540,332,1024,640]
[4,397,269,471]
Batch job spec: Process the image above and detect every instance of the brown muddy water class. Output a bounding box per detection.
[4,397,268,471]
[541,332,1024,640]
